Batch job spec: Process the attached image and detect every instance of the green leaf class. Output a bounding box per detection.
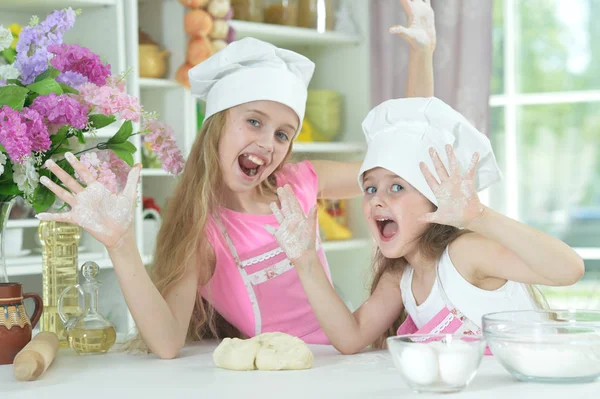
[0,85,29,110]
[59,83,79,94]
[76,130,85,144]
[34,67,61,83]
[51,126,69,145]
[88,114,116,130]
[107,120,133,145]
[0,182,21,196]
[26,78,63,95]
[108,141,136,153]
[110,148,134,166]
[24,92,39,107]
[50,147,72,155]
[6,79,24,87]
[1,48,16,64]
[32,184,56,213]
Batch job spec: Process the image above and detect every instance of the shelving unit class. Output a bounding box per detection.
[2,0,373,333]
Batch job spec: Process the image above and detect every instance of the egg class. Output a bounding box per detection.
[437,341,477,386]
[398,344,439,385]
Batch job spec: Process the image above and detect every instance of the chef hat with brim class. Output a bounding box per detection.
[358,97,502,207]
[188,37,315,129]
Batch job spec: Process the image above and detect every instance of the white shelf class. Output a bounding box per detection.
[0,0,115,12]
[575,248,600,260]
[141,168,170,177]
[7,253,155,276]
[139,78,181,89]
[322,238,372,252]
[293,142,365,154]
[7,219,39,229]
[229,20,361,47]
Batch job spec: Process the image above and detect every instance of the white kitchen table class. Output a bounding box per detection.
[1,341,598,398]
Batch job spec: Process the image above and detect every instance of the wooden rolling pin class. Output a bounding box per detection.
[13,332,59,381]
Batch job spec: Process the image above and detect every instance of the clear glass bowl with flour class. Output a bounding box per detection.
[483,310,600,383]
[387,334,486,393]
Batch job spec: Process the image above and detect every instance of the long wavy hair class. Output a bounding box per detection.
[129,110,293,351]
[369,224,548,349]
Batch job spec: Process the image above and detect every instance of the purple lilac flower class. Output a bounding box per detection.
[0,105,32,163]
[30,93,89,130]
[56,70,88,89]
[14,8,77,84]
[20,108,51,152]
[49,43,111,86]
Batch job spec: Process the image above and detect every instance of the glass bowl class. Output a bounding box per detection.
[386,333,486,393]
[482,310,600,383]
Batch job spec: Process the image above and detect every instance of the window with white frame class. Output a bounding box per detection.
[490,0,600,307]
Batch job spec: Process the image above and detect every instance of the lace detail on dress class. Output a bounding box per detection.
[241,247,284,268]
[411,312,456,342]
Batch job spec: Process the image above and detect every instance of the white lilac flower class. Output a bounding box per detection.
[0,152,6,176]
[12,156,39,198]
[0,26,12,51]
[0,64,20,81]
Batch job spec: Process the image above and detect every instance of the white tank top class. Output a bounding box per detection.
[400,246,536,329]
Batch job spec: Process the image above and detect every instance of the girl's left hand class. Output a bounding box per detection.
[390,0,436,52]
[419,145,485,228]
[264,185,318,262]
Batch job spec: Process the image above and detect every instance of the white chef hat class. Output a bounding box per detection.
[188,37,315,127]
[358,97,502,206]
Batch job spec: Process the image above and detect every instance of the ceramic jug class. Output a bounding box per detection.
[0,282,43,364]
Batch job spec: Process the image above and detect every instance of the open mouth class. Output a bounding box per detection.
[238,153,266,178]
[375,216,399,242]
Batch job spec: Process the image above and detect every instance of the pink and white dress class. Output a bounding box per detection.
[200,161,331,344]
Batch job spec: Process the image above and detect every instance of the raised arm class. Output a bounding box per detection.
[265,185,404,354]
[37,154,201,359]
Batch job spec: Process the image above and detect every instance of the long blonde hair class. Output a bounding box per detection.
[131,110,293,351]
[369,224,547,349]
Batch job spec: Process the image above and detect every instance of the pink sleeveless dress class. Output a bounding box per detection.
[199,161,332,344]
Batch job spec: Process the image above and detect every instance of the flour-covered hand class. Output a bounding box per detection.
[419,145,485,228]
[264,185,317,262]
[36,152,141,249]
[389,0,436,52]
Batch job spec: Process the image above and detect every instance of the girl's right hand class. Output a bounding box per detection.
[390,0,436,52]
[36,152,142,250]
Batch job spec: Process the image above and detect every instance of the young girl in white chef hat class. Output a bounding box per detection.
[36,0,437,358]
[266,96,585,355]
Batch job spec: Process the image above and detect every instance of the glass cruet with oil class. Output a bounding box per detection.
[57,261,116,355]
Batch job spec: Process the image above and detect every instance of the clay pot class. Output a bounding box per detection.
[0,282,42,365]
[139,44,170,79]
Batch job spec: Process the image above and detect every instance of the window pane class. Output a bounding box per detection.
[491,0,504,95]
[541,259,600,309]
[517,102,600,247]
[516,0,600,93]
[489,106,506,213]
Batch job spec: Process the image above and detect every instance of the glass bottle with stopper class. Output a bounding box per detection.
[58,261,116,355]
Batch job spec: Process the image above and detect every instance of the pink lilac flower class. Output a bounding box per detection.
[78,150,130,193]
[20,108,51,152]
[30,93,89,130]
[15,8,77,84]
[49,43,111,86]
[142,118,186,175]
[0,105,32,163]
[78,79,142,122]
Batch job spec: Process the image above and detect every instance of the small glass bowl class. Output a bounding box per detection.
[386,333,486,393]
[482,310,600,383]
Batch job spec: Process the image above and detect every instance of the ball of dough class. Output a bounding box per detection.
[212,337,260,371]
[254,332,314,371]
[212,332,314,371]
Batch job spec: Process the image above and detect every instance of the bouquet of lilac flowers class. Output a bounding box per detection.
[0,8,185,213]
